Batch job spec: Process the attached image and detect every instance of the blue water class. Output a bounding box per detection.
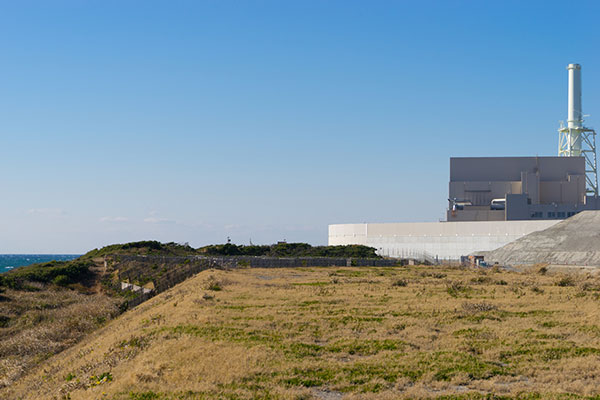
[0,254,81,274]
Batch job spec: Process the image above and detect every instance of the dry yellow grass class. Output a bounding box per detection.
[0,286,119,388]
[6,265,600,399]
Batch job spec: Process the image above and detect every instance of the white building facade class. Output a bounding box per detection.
[328,220,559,260]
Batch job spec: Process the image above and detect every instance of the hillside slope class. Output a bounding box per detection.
[0,241,199,389]
[0,258,120,388]
[485,210,600,266]
[0,239,385,391]
[7,265,600,399]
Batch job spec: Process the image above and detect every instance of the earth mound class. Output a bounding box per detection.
[485,210,600,266]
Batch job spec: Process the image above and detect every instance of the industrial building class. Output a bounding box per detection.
[447,156,600,222]
[329,64,600,260]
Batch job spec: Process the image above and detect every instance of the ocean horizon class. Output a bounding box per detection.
[0,254,81,274]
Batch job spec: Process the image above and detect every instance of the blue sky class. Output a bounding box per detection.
[1,0,599,253]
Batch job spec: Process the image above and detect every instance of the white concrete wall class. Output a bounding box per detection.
[328,220,559,260]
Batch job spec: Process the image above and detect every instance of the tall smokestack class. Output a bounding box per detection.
[568,63,583,129]
[567,63,583,155]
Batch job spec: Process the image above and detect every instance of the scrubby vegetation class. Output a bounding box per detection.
[8,265,600,399]
[83,240,381,259]
[0,260,92,290]
[0,248,126,388]
[198,242,380,258]
[0,257,119,389]
[82,241,197,259]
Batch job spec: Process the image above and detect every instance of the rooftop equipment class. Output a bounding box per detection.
[558,63,598,196]
[490,198,506,210]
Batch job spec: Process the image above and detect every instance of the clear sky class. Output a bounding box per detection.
[1,0,599,253]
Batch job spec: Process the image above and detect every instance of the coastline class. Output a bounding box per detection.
[0,254,81,274]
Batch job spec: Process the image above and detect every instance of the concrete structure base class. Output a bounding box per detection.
[328,220,559,261]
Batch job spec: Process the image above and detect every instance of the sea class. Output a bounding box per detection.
[0,254,81,274]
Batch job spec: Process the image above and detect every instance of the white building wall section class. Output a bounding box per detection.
[328,220,559,260]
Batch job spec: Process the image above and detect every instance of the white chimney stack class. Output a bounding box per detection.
[567,63,583,129]
[566,63,583,155]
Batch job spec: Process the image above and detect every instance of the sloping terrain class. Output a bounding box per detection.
[0,242,198,389]
[0,240,388,391]
[0,258,120,388]
[8,265,600,399]
[485,210,600,266]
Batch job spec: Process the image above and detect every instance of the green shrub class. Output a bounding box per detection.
[52,275,70,286]
[82,241,196,259]
[0,261,91,289]
[197,243,380,258]
[90,371,113,386]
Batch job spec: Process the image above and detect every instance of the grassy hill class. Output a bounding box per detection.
[6,264,600,399]
[0,241,197,388]
[0,240,382,390]
[0,258,119,388]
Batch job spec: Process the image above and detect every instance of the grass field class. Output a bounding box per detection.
[0,280,119,389]
[7,264,600,399]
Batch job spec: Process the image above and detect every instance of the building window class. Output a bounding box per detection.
[557,211,566,218]
[547,211,556,218]
[531,211,543,218]
[567,211,577,217]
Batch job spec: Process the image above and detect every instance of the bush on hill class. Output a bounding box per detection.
[198,243,380,258]
[83,241,196,259]
[268,242,313,257]
[0,260,91,289]
[82,240,379,260]
[309,245,380,258]
[197,243,269,256]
